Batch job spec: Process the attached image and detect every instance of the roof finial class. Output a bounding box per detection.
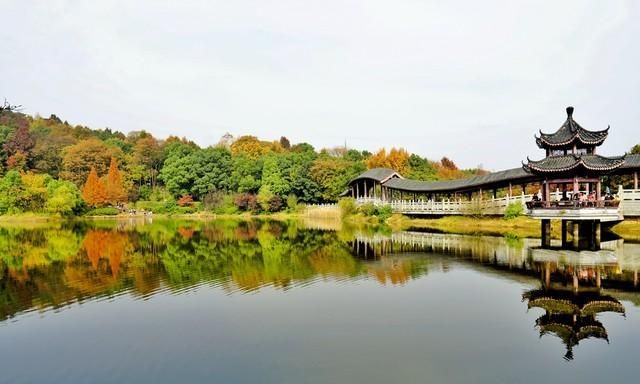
[566,106,574,118]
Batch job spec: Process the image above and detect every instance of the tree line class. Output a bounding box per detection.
[0,103,494,215]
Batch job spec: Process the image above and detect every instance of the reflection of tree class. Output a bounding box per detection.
[368,257,429,285]
[82,230,130,277]
[0,220,428,321]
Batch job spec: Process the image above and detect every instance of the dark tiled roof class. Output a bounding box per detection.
[381,167,532,193]
[523,154,625,173]
[536,107,609,148]
[350,168,401,183]
[620,154,640,169]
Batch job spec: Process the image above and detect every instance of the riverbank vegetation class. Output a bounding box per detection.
[0,103,487,217]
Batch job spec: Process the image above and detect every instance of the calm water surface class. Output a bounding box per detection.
[1,219,639,383]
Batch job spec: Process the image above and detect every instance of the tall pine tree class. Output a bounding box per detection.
[104,157,127,204]
[82,166,106,207]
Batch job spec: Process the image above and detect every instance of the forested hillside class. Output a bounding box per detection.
[0,101,487,215]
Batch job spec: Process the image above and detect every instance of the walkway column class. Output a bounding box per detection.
[541,219,551,248]
[544,262,551,287]
[594,220,601,249]
[544,181,550,205]
[356,183,359,198]
[635,171,639,190]
[508,183,513,197]
[572,222,579,248]
[561,220,568,247]
[573,176,578,194]
[364,180,367,198]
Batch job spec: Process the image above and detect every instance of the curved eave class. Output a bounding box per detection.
[537,133,609,149]
[525,155,626,174]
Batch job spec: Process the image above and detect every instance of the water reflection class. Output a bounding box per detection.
[1,220,640,362]
[1,220,431,321]
[523,287,624,361]
[351,230,640,360]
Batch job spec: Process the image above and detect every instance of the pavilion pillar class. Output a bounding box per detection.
[521,184,526,195]
[508,183,513,197]
[572,222,579,248]
[635,171,639,190]
[364,180,367,198]
[561,220,568,247]
[596,270,601,288]
[479,188,483,200]
[544,180,550,205]
[493,188,497,199]
[573,176,578,194]
[596,180,602,201]
[541,219,551,248]
[544,262,551,287]
[594,220,601,249]
[356,183,359,199]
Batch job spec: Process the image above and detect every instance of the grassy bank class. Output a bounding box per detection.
[611,219,640,241]
[388,214,640,240]
[387,214,550,238]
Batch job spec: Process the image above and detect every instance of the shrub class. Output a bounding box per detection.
[257,185,275,212]
[85,207,119,216]
[338,198,357,218]
[138,185,152,200]
[376,205,393,221]
[203,191,225,211]
[358,202,377,216]
[286,194,298,211]
[504,202,524,219]
[234,193,258,212]
[268,195,283,212]
[177,194,194,207]
[357,203,393,221]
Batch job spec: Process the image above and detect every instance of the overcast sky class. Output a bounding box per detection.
[2,0,639,170]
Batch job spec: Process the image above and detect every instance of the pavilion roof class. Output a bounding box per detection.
[523,289,625,316]
[535,107,609,149]
[620,153,640,170]
[350,168,402,184]
[523,154,626,174]
[381,167,532,193]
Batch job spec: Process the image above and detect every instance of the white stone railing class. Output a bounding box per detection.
[620,188,640,217]
[356,194,533,216]
[355,188,640,217]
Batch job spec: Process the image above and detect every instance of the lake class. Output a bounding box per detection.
[1,219,639,384]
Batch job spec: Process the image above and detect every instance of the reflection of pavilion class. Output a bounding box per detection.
[523,287,625,361]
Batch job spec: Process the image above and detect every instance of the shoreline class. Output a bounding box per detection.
[1,212,638,241]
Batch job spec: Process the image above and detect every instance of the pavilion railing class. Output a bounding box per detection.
[620,187,640,217]
[356,194,533,215]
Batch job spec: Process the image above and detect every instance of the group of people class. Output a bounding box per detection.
[531,188,619,207]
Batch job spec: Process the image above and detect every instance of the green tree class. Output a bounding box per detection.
[45,180,83,215]
[229,155,262,193]
[191,147,233,197]
[0,171,24,214]
[257,185,275,212]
